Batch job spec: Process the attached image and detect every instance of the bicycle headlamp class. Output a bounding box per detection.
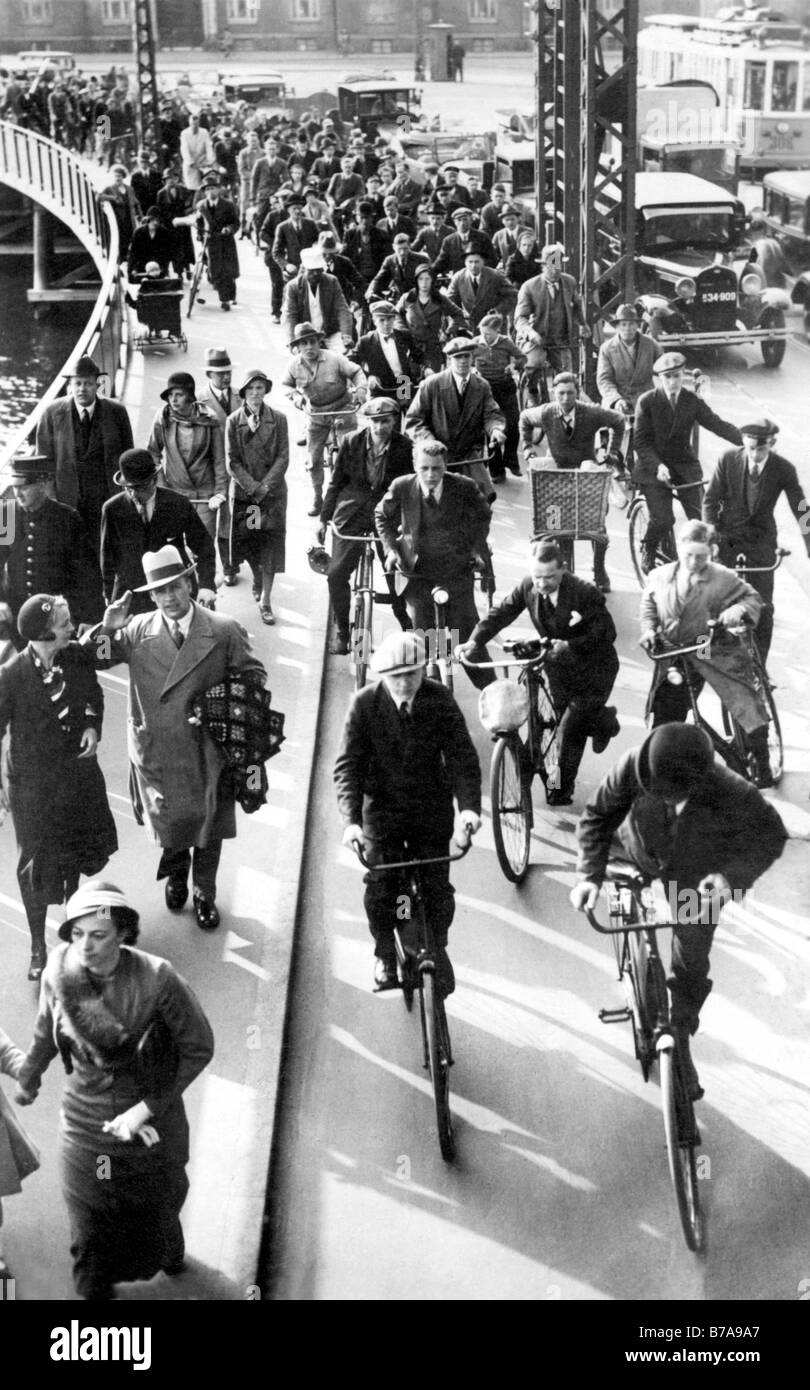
[432,587,450,607]
[665,668,684,686]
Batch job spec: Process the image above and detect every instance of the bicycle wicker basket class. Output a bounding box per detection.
[530,467,611,541]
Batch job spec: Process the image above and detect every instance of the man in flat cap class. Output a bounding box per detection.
[100,450,217,616]
[0,455,103,641]
[514,244,590,405]
[317,397,413,654]
[704,418,810,662]
[634,353,742,573]
[405,337,506,500]
[87,545,267,931]
[366,232,429,303]
[432,206,497,277]
[36,355,133,550]
[349,301,419,405]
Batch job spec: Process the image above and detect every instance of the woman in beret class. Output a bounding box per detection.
[225,369,289,625]
[0,595,117,981]
[15,879,214,1300]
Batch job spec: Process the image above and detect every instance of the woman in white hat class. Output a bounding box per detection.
[15,878,214,1301]
[225,369,289,624]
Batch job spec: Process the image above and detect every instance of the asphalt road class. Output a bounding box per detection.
[266,340,810,1303]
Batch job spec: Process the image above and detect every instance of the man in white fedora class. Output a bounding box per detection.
[85,545,266,930]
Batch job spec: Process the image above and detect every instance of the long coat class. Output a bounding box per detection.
[86,605,266,849]
[0,644,117,898]
[405,368,505,463]
[36,395,134,515]
[596,333,662,409]
[0,497,104,631]
[703,447,810,565]
[640,559,766,732]
[225,403,289,533]
[195,196,239,288]
[280,271,353,343]
[0,1027,26,1198]
[322,427,413,535]
[394,290,464,372]
[146,403,227,512]
[633,387,742,486]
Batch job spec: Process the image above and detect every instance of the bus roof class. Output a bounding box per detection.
[762,168,810,198]
[636,171,738,207]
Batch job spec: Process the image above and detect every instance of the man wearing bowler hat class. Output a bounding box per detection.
[271,192,320,283]
[704,417,810,662]
[100,449,217,615]
[36,355,133,550]
[0,454,103,642]
[173,173,239,310]
[596,303,662,417]
[335,630,481,994]
[87,545,267,931]
[634,353,742,573]
[317,397,413,653]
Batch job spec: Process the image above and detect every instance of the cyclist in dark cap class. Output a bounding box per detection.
[570,723,788,1097]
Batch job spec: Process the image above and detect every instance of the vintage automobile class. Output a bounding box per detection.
[336,76,421,135]
[387,127,495,188]
[490,141,539,228]
[760,168,810,337]
[218,70,294,124]
[630,172,791,367]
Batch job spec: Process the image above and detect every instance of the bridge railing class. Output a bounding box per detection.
[0,120,126,480]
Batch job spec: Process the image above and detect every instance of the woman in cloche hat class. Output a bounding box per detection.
[145,371,228,547]
[225,369,289,624]
[0,595,117,981]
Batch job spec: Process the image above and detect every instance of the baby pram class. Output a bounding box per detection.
[130,274,188,352]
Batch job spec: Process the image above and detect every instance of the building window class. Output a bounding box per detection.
[469,0,497,21]
[367,0,397,21]
[290,0,320,20]
[227,0,259,20]
[21,0,53,22]
[101,0,132,22]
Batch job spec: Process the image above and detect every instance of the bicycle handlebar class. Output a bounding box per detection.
[330,523,375,542]
[586,905,687,936]
[303,406,359,419]
[734,546,790,574]
[353,841,471,872]
[457,638,551,671]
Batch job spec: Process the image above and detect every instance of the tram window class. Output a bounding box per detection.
[744,62,766,111]
[771,61,798,113]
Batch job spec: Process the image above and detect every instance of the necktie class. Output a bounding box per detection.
[426,492,438,510]
[547,283,556,300]
[136,501,147,524]
[563,416,574,437]
[80,408,91,452]
[540,594,554,627]
[170,620,184,649]
[248,410,260,433]
[471,277,479,295]
[749,464,760,483]
[399,702,411,725]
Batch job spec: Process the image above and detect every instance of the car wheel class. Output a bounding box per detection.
[761,310,786,368]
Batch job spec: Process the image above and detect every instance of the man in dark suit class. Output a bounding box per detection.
[446,248,516,332]
[491,205,523,270]
[405,337,506,500]
[519,371,624,591]
[271,192,320,281]
[375,441,494,689]
[412,203,453,262]
[342,200,390,290]
[703,417,810,661]
[350,301,419,405]
[366,233,429,303]
[460,538,621,806]
[376,194,416,248]
[432,206,497,276]
[317,397,413,652]
[335,629,482,992]
[0,455,103,641]
[514,243,591,382]
[100,450,217,614]
[36,354,133,549]
[280,247,354,350]
[634,352,742,572]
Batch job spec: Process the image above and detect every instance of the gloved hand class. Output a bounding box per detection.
[570,881,600,912]
[453,810,481,847]
[208,493,226,510]
[102,1100,154,1143]
[341,824,365,852]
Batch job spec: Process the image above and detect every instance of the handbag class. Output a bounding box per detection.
[0,1087,40,1186]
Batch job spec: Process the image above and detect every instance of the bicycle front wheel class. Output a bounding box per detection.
[490,734,531,883]
[535,674,561,799]
[352,588,372,692]
[660,1043,705,1253]
[423,970,455,1162]
[187,257,205,317]
[628,496,649,587]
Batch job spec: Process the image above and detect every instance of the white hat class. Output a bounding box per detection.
[300,246,326,271]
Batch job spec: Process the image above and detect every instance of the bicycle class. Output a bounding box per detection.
[527,463,613,577]
[299,403,359,472]
[329,523,392,690]
[646,619,783,785]
[354,840,471,1162]
[627,478,706,587]
[587,864,706,1253]
[187,231,210,318]
[459,639,562,882]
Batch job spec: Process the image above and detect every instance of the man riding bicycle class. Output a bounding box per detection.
[633,352,742,574]
[639,519,773,787]
[570,723,788,1099]
[458,538,621,806]
[596,303,662,418]
[280,321,368,516]
[317,397,413,654]
[335,631,482,996]
[404,337,506,502]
